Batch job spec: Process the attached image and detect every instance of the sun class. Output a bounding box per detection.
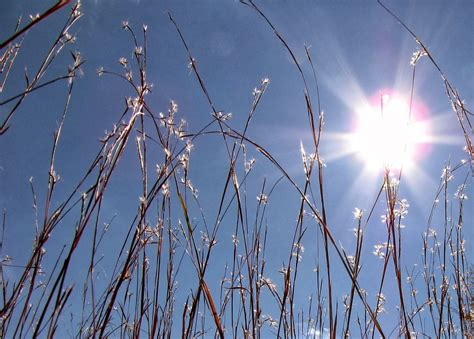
[348,91,430,172]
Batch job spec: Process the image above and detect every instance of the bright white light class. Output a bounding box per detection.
[349,93,428,171]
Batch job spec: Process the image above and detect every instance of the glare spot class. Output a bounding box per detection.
[348,91,429,171]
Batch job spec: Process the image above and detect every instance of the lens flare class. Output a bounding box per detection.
[348,91,430,171]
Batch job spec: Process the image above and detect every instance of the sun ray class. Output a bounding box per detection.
[347,91,430,172]
[403,164,439,208]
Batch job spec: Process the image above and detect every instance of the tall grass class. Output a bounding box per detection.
[0,0,472,338]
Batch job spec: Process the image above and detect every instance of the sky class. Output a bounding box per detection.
[0,0,473,337]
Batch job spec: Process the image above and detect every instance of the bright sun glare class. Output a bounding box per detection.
[349,91,429,171]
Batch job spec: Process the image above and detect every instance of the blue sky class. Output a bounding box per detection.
[0,0,472,337]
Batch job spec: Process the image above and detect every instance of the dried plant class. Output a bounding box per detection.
[0,1,471,338]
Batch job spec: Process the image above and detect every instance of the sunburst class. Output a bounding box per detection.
[347,91,430,172]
